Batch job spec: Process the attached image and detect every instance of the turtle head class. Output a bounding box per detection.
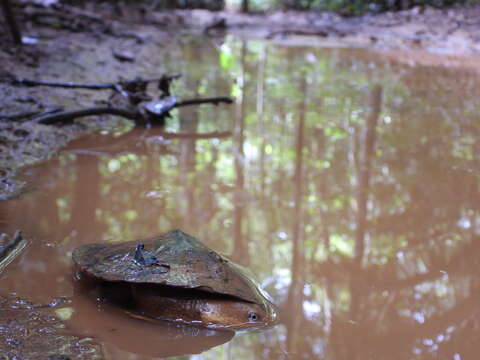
[200,298,277,331]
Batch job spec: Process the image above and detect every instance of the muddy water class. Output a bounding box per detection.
[2,37,480,359]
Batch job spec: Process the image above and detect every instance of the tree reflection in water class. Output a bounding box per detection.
[1,38,480,360]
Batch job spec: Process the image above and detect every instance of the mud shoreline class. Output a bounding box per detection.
[172,5,480,56]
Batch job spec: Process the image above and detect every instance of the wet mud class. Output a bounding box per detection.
[0,295,103,360]
[183,5,480,56]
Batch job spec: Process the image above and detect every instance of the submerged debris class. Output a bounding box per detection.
[0,294,103,360]
[3,74,232,126]
[0,230,28,274]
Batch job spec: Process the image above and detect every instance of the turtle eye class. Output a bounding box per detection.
[248,312,259,322]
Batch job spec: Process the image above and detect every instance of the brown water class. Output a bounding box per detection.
[2,37,480,359]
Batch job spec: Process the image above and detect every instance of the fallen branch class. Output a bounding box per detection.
[30,96,233,125]
[0,230,28,275]
[12,74,182,91]
[177,97,233,107]
[31,107,138,125]
[0,110,41,121]
[157,131,232,139]
[267,27,347,39]
[0,107,63,121]
[13,78,117,90]
[8,74,232,126]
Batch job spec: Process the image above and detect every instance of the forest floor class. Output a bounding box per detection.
[179,5,480,56]
[1,3,480,357]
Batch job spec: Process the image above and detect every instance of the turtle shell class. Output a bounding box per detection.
[72,229,264,305]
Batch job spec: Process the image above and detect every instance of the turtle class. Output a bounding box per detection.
[72,229,277,330]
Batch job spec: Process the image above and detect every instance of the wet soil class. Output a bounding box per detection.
[175,5,480,75]
[0,295,103,360]
[0,6,170,198]
[183,5,480,56]
[0,235,103,360]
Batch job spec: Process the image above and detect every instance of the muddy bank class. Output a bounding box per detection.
[0,11,166,199]
[165,5,480,56]
[159,5,480,75]
[0,233,104,359]
[0,294,103,360]
[30,2,480,56]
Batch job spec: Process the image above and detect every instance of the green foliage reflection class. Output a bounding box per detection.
[11,37,480,360]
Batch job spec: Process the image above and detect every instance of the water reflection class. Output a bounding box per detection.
[71,280,234,358]
[1,37,480,359]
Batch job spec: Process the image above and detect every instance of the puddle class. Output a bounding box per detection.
[1,36,480,359]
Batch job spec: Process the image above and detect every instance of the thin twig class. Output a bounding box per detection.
[13,78,116,89]
[0,230,28,274]
[0,107,63,121]
[30,96,233,125]
[176,97,234,107]
[158,131,232,139]
[0,110,41,120]
[11,74,182,90]
[31,107,139,125]
[267,27,347,39]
